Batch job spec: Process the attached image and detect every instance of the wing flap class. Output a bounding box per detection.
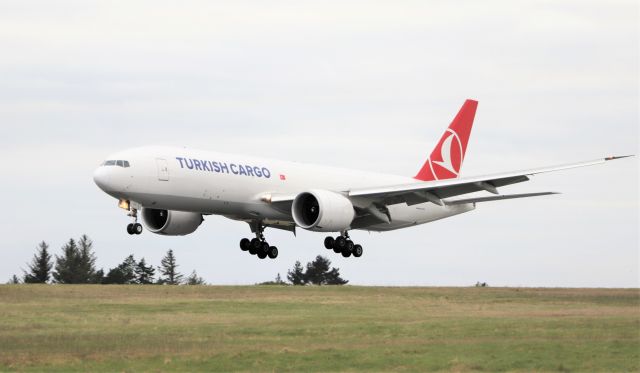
[445,192,559,205]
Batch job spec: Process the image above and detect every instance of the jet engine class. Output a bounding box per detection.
[141,208,203,236]
[292,189,355,232]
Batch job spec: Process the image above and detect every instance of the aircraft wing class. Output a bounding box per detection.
[264,156,630,218]
[347,156,630,207]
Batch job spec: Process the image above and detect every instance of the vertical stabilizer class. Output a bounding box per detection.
[414,99,478,181]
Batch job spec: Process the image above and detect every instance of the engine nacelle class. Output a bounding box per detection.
[141,208,203,236]
[292,189,355,232]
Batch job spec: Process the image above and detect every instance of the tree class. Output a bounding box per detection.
[287,261,306,285]
[275,273,285,285]
[158,249,182,285]
[185,270,205,285]
[103,255,137,284]
[94,269,105,284]
[8,275,20,284]
[324,267,348,285]
[77,235,98,283]
[52,239,80,284]
[135,258,155,284]
[23,241,53,283]
[52,236,100,284]
[304,256,348,285]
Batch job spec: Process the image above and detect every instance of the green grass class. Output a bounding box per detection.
[0,286,638,372]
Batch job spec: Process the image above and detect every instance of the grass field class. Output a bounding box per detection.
[0,285,638,372]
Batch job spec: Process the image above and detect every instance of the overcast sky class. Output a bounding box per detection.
[0,1,637,287]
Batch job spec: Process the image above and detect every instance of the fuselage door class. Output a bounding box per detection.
[156,158,169,181]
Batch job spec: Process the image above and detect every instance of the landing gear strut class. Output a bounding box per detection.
[239,223,278,259]
[324,231,362,258]
[126,208,143,235]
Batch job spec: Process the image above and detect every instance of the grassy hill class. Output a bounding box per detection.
[0,285,638,372]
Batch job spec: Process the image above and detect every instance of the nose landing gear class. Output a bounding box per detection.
[126,208,143,235]
[127,223,143,235]
[324,231,363,258]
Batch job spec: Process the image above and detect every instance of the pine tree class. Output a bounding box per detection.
[158,249,182,285]
[325,267,348,285]
[135,258,156,284]
[23,241,53,283]
[52,236,100,284]
[103,255,137,284]
[8,275,20,284]
[287,261,306,285]
[77,235,98,283]
[304,256,348,285]
[120,255,137,284]
[52,239,80,284]
[185,270,205,285]
[93,269,105,284]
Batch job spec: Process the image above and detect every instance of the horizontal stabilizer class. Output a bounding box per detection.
[445,192,559,205]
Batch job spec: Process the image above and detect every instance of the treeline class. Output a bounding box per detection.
[258,256,348,286]
[9,235,204,285]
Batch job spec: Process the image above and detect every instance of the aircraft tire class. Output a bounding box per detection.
[324,236,335,250]
[353,244,363,257]
[126,224,134,235]
[249,238,260,255]
[268,246,278,259]
[134,223,143,235]
[261,242,270,254]
[335,236,346,250]
[257,251,268,259]
[346,240,354,253]
[240,238,251,251]
[341,249,352,258]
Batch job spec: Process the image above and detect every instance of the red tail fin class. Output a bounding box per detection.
[414,99,478,181]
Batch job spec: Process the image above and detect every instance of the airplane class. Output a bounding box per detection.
[93,99,631,260]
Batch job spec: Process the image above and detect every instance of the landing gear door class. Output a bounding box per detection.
[156,158,169,181]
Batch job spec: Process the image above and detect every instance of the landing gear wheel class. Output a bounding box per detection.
[126,223,134,235]
[257,251,268,259]
[261,242,270,254]
[240,238,251,251]
[334,236,346,251]
[353,244,363,257]
[324,236,335,250]
[341,249,352,257]
[249,238,260,255]
[133,223,143,235]
[268,246,278,259]
[346,240,354,253]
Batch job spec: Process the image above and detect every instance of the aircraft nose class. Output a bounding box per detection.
[93,167,112,192]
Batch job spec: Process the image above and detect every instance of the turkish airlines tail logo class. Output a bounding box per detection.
[415,99,477,181]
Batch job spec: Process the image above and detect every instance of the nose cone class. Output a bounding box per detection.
[93,167,112,192]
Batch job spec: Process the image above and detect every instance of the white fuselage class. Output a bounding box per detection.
[93,146,474,232]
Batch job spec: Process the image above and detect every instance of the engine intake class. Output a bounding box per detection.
[292,190,355,232]
[141,208,203,236]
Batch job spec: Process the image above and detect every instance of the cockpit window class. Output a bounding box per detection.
[102,160,131,168]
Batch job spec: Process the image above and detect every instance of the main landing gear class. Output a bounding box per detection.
[239,224,278,260]
[126,208,143,235]
[323,232,363,258]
